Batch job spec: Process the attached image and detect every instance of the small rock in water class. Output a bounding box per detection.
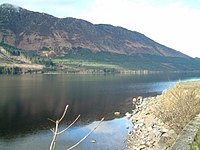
[125,112,132,118]
[90,139,96,143]
[114,111,120,116]
[137,96,143,104]
[132,98,137,103]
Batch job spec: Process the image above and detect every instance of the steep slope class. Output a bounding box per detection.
[0,3,188,58]
[0,42,50,74]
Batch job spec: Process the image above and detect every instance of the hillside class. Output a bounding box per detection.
[0,3,200,73]
[0,3,188,58]
[0,42,50,74]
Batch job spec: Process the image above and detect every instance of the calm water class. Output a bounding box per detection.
[0,73,200,150]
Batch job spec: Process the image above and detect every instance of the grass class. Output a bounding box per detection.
[52,58,122,70]
[191,129,200,150]
[2,41,200,74]
[150,81,200,133]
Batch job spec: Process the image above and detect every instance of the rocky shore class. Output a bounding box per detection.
[126,96,177,150]
[126,81,200,150]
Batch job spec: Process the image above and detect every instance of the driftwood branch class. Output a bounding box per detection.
[49,105,103,150]
[49,120,59,150]
[58,105,69,122]
[50,128,54,133]
[48,118,56,123]
[57,114,81,135]
[67,117,104,150]
[49,105,69,150]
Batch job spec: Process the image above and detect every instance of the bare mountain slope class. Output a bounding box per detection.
[0,3,189,58]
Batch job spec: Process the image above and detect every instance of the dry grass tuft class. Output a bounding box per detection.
[150,81,200,133]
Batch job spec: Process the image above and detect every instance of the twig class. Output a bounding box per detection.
[50,128,54,133]
[67,117,104,150]
[48,118,56,123]
[49,105,69,150]
[57,115,81,135]
[49,120,59,150]
[58,105,69,122]
[49,105,104,150]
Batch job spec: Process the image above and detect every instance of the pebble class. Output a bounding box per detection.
[162,133,169,137]
[147,126,153,131]
[137,144,146,149]
[154,129,161,137]
[114,111,120,116]
[125,112,132,118]
[133,98,137,103]
[161,128,169,133]
[127,96,174,150]
[90,139,96,143]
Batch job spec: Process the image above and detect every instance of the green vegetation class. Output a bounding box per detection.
[52,58,121,73]
[0,66,22,74]
[57,47,164,71]
[53,58,118,68]
[0,42,34,58]
[0,42,54,66]
[0,42,54,74]
[53,47,200,72]
[191,129,200,150]
[1,43,200,74]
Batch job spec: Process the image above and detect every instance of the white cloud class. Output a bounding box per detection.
[79,0,200,57]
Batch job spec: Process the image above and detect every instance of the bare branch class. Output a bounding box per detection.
[49,105,104,150]
[50,128,54,133]
[58,105,69,122]
[57,114,81,135]
[49,105,69,150]
[67,117,104,150]
[48,118,56,123]
[49,120,59,150]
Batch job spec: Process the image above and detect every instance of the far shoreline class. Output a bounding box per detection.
[1,67,200,75]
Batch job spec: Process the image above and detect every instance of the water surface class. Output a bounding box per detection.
[0,72,200,149]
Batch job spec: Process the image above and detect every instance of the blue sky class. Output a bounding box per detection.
[1,0,200,57]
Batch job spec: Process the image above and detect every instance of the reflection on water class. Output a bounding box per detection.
[0,118,132,150]
[0,72,200,149]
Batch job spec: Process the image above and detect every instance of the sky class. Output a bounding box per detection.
[1,0,200,58]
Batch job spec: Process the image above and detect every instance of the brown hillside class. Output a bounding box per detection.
[0,3,189,58]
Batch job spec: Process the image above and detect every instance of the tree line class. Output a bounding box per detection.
[0,66,22,74]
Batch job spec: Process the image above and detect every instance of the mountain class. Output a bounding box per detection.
[0,3,188,58]
[0,3,200,73]
[0,42,49,74]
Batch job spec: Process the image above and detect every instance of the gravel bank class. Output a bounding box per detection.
[126,96,177,150]
[126,81,200,150]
